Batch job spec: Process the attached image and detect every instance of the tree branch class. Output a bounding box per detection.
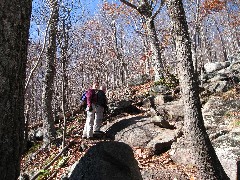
[24,10,54,93]
[151,0,165,19]
[119,0,138,10]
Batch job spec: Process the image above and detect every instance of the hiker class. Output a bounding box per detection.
[82,82,99,139]
[93,84,108,135]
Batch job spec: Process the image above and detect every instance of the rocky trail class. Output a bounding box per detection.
[20,110,197,180]
[20,59,240,179]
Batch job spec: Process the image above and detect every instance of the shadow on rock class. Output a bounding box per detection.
[69,141,142,180]
[105,115,149,139]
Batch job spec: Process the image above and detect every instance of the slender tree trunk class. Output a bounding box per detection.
[111,62,116,89]
[0,0,32,179]
[42,0,59,146]
[60,18,69,148]
[213,18,227,61]
[141,34,151,76]
[111,20,125,87]
[192,0,200,74]
[119,0,165,81]
[167,0,229,179]
[23,104,30,153]
[202,27,212,63]
[61,67,67,148]
[225,3,240,51]
[145,18,165,81]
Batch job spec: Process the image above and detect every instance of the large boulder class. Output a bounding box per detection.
[204,61,230,73]
[141,169,189,180]
[141,96,154,109]
[201,60,240,94]
[202,96,240,128]
[150,85,169,94]
[169,137,195,166]
[103,116,158,147]
[215,146,239,180]
[228,58,240,72]
[154,94,174,106]
[69,141,142,180]
[151,115,175,129]
[156,100,184,119]
[170,95,240,180]
[108,100,141,117]
[146,129,181,155]
[102,115,180,155]
[205,80,232,93]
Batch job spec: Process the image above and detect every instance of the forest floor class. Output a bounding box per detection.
[21,114,197,180]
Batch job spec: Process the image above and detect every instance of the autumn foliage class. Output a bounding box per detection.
[201,0,240,27]
[202,0,225,14]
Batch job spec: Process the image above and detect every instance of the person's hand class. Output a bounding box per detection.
[104,105,109,114]
[87,105,93,112]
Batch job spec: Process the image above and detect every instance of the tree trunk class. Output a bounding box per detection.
[61,65,67,148]
[112,20,124,87]
[60,18,69,148]
[23,104,30,153]
[202,27,212,63]
[141,34,151,76]
[167,0,229,179]
[119,0,165,81]
[145,18,165,81]
[42,0,59,146]
[213,18,227,62]
[192,0,200,74]
[225,3,240,52]
[0,0,32,179]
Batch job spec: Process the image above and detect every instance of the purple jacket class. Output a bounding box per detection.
[86,89,97,107]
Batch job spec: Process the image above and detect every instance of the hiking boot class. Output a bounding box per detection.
[93,131,104,135]
[93,131,105,139]
[88,137,96,140]
[82,136,87,139]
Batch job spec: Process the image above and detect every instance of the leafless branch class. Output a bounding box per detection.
[24,10,54,92]
[119,0,138,10]
[151,0,165,19]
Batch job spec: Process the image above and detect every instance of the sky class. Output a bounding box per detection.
[29,0,133,42]
[29,0,106,40]
[86,0,102,14]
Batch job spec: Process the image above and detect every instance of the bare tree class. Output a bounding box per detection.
[225,2,240,53]
[42,0,59,146]
[212,17,228,62]
[192,0,201,73]
[58,4,71,148]
[0,0,32,179]
[119,0,165,81]
[167,0,229,179]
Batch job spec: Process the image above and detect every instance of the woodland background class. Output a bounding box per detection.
[0,0,239,179]
[26,0,240,128]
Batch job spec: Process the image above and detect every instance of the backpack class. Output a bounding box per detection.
[96,90,107,108]
[80,91,87,109]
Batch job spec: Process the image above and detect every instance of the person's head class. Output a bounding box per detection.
[100,84,107,92]
[92,81,99,89]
